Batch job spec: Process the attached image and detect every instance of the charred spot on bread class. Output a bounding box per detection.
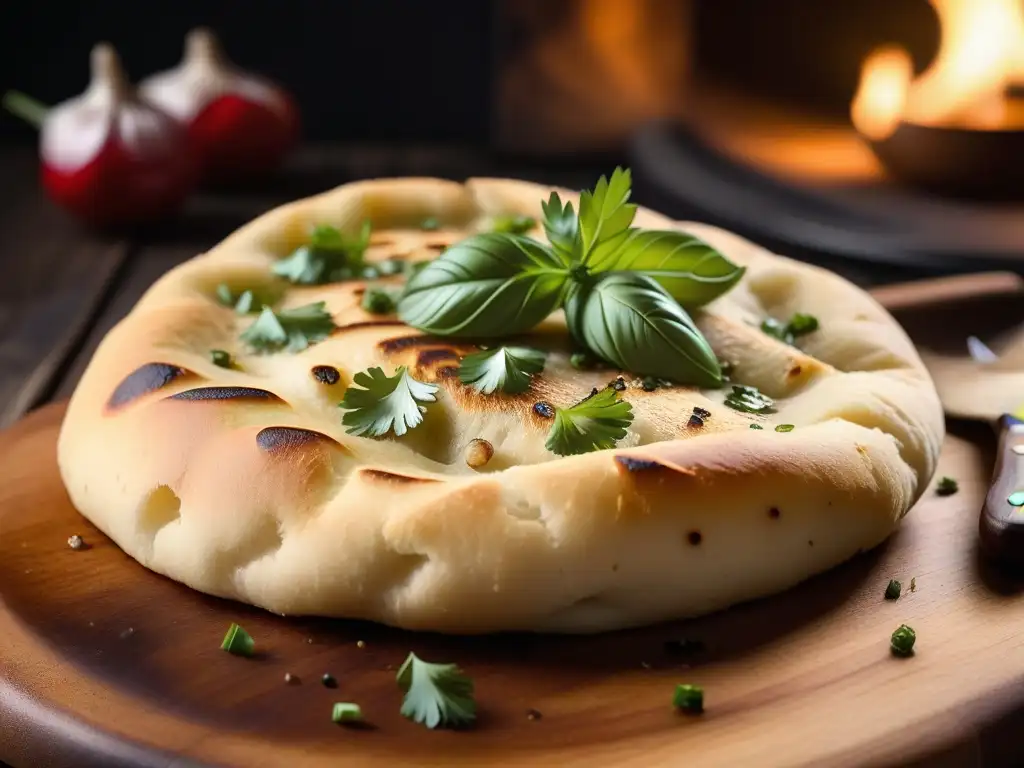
[311,365,341,385]
[417,348,460,367]
[769,506,781,519]
[616,456,663,472]
[532,401,555,419]
[687,531,703,546]
[788,364,803,378]
[377,334,438,353]
[107,363,193,409]
[359,468,439,484]
[435,365,460,379]
[256,426,341,453]
[169,386,282,402]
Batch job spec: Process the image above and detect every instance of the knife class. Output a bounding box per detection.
[872,272,1024,569]
[962,336,1024,567]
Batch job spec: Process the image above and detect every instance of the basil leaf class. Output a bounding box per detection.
[397,233,570,337]
[577,167,636,267]
[540,191,579,265]
[590,230,745,308]
[576,272,722,387]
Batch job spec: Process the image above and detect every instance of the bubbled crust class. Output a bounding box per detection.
[57,178,945,634]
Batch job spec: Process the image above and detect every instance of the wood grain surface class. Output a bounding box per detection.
[1,402,1023,768]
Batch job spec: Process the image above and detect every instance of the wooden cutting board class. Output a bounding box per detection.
[3,277,1024,768]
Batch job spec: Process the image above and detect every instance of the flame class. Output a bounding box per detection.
[852,0,1024,139]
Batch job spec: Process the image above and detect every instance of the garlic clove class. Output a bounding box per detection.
[140,28,293,123]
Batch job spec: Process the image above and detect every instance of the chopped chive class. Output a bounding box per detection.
[936,476,958,496]
[890,624,916,657]
[910,577,917,592]
[210,349,232,368]
[884,579,901,600]
[749,423,763,430]
[220,622,254,657]
[673,683,704,714]
[332,702,363,723]
[775,424,795,433]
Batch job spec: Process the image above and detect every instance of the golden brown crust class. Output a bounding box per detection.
[57,177,945,633]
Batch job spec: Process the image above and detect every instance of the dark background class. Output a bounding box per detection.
[0,0,937,150]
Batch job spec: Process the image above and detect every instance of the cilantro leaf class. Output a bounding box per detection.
[540,191,579,266]
[577,167,636,267]
[272,221,372,285]
[215,284,271,315]
[339,366,439,437]
[457,346,546,395]
[240,302,337,353]
[397,652,476,730]
[546,386,634,456]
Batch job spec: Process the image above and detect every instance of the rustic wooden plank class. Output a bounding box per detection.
[56,244,198,400]
[0,148,130,428]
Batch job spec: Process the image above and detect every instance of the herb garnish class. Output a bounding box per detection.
[272,222,371,285]
[339,366,439,438]
[890,624,916,657]
[936,476,958,496]
[210,349,232,368]
[672,684,704,714]
[240,302,337,353]
[361,286,398,315]
[724,384,775,414]
[884,579,901,600]
[221,623,254,657]
[397,168,744,386]
[492,214,536,235]
[397,652,476,730]
[216,284,270,314]
[761,312,819,345]
[775,424,794,433]
[457,346,546,395]
[546,386,634,456]
[332,703,363,723]
[749,423,764,430]
[420,217,440,231]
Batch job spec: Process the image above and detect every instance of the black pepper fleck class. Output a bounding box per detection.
[321,674,337,688]
[687,414,705,428]
[687,531,702,546]
[533,401,555,419]
[768,507,781,519]
[693,406,711,419]
[641,377,659,392]
[311,365,341,385]
[284,673,298,684]
[526,708,543,721]
[609,377,627,392]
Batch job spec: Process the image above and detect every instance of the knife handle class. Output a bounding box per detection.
[979,415,1024,568]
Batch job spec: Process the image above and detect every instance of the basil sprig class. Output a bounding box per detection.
[396,168,744,386]
[398,233,569,337]
[572,273,721,388]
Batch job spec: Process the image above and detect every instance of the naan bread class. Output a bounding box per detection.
[57,178,945,634]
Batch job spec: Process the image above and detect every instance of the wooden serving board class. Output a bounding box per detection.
[3,278,1024,768]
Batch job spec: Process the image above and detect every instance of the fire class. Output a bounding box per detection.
[852,0,1024,140]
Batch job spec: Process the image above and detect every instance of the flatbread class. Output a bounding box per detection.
[57,178,945,634]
